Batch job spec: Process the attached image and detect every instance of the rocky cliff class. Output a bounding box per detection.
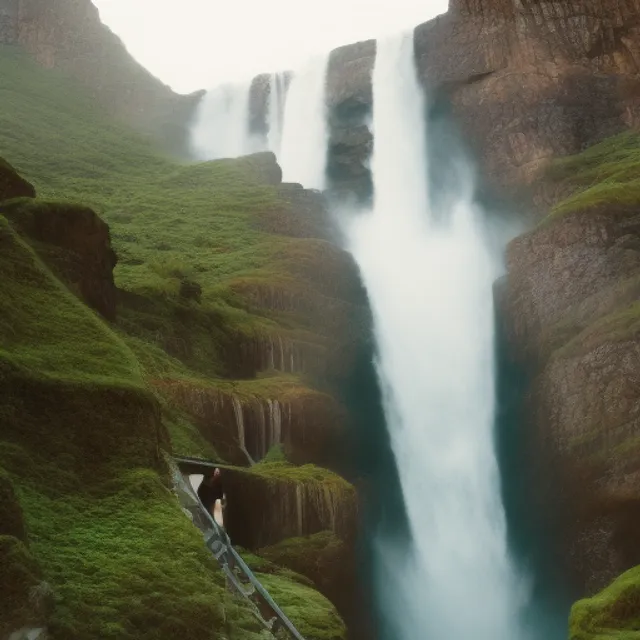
[0,0,198,152]
[499,125,640,623]
[503,204,640,592]
[325,0,640,208]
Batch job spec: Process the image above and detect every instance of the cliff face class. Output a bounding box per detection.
[502,204,640,592]
[326,0,640,207]
[0,0,198,152]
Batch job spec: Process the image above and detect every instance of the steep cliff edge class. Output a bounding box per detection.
[326,0,640,207]
[502,134,640,637]
[0,0,198,152]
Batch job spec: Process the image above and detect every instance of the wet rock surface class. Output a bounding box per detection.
[325,0,640,208]
[503,206,640,592]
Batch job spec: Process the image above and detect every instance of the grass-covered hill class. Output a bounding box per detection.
[0,43,361,639]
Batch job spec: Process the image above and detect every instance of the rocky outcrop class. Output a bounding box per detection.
[0,157,35,201]
[160,381,347,468]
[502,205,640,592]
[0,0,198,152]
[2,199,118,320]
[325,0,640,207]
[223,463,357,549]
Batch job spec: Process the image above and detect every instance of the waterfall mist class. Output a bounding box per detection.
[345,32,530,639]
[190,82,258,160]
[279,55,329,189]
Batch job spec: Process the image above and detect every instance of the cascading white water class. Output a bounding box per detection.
[346,32,529,639]
[267,72,288,156]
[191,82,259,160]
[279,55,329,189]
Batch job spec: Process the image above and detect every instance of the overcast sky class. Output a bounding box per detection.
[91,0,449,93]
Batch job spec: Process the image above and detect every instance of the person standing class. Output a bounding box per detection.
[197,468,225,526]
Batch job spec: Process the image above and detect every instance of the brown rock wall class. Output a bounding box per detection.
[503,205,640,591]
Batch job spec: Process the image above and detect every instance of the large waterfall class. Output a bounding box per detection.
[346,32,529,639]
[278,55,329,189]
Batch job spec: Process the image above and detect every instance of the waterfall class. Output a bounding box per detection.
[231,397,255,465]
[267,72,288,156]
[345,32,529,639]
[191,82,258,160]
[279,54,329,189]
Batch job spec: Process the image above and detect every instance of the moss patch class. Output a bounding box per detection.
[551,132,640,217]
[256,572,347,640]
[570,566,640,640]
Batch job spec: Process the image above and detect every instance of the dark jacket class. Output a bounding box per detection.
[197,473,224,509]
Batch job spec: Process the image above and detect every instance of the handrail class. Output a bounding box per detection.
[173,460,306,640]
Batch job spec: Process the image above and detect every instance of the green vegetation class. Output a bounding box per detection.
[0,214,141,384]
[250,461,354,494]
[570,566,640,640]
[257,573,347,640]
[239,551,346,640]
[0,41,351,639]
[258,531,345,574]
[551,132,640,216]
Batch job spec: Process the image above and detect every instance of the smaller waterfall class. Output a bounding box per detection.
[231,397,255,465]
[267,400,283,452]
[191,82,258,160]
[267,72,288,156]
[279,54,329,189]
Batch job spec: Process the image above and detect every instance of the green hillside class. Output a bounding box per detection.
[0,43,352,640]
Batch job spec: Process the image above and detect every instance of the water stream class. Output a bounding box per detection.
[278,54,329,189]
[345,31,529,639]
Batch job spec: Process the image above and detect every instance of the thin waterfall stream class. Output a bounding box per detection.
[345,31,529,639]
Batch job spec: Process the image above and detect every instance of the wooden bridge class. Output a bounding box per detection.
[173,456,306,640]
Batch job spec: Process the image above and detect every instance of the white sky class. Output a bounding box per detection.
[91,0,449,93]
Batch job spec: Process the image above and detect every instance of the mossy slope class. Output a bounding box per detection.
[0,41,356,638]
